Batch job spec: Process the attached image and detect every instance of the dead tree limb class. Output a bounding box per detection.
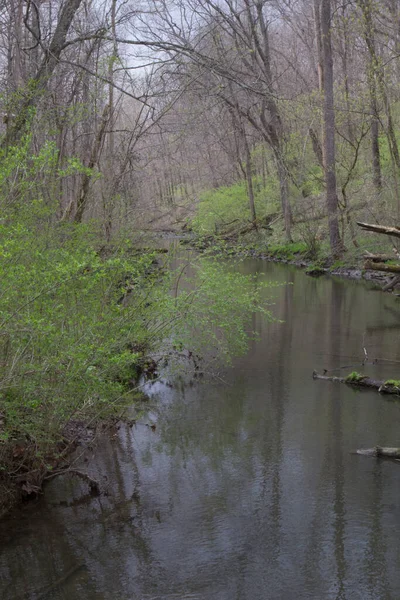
[364,260,400,273]
[357,221,400,239]
[382,275,400,291]
[312,371,400,394]
[363,252,399,262]
[356,446,400,458]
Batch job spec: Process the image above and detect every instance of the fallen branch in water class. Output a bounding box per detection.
[312,371,400,395]
[382,275,400,291]
[44,468,100,495]
[35,563,88,600]
[356,446,400,458]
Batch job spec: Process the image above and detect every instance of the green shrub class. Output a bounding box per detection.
[0,137,276,475]
[191,178,279,235]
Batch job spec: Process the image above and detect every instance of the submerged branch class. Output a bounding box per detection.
[44,468,100,495]
[356,446,400,458]
[312,371,400,395]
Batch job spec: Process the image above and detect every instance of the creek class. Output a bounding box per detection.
[1,258,400,600]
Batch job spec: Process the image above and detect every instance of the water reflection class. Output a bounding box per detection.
[1,261,400,599]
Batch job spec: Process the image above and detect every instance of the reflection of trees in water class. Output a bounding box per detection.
[266,272,294,564]
[2,262,400,599]
[330,280,346,600]
[0,428,164,600]
[0,507,102,599]
[365,461,391,599]
[305,279,393,598]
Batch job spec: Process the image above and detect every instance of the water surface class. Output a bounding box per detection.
[1,260,400,600]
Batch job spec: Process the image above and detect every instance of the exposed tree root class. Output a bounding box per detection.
[44,468,100,495]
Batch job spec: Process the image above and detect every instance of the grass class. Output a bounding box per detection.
[267,241,308,260]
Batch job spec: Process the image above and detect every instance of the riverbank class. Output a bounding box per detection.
[0,394,148,520]
[0,240,275,520]
[183,231,398,292]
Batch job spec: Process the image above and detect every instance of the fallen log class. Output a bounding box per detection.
[356,446,400,458]
[357,221,400,239]
[364,260,400,274]
[363,253,399,262]
[382,275,400,292]
[312,371,400,395]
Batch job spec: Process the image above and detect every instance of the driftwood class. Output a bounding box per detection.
[364,260,400,274]
[382,275,400,292]
[312,371,400,395]
[357,221,400,239]
[356,446,400,458]
[363,252,400,262]
[357,223,400,283]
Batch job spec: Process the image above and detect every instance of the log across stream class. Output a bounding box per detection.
[312,371,400,395]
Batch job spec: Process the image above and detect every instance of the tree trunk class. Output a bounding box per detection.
[358,0,399,197]
[244,137,257,225]
[313,0,324,93]
[230,103,257,225]
[255,2,292,241]
[66,103,110,223]
[309,127,324,168]
[320,0,343,257]
[3,0,83,147]
[275,149,292,241]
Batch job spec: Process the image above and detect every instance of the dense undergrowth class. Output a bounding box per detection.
[187,171,398,272]
[186,124,400,269]
[0,139,274,514]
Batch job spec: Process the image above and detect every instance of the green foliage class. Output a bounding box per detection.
[173,257,273,359]
[267,241,308,260]
[0,218,160,446]
[330,260,346,270]
[305,263,326,276]
[191,179,279,235]
[345,372,366,383]
[384,379,400,388]
[0,137,275,470]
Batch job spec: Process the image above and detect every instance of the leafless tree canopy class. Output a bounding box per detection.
[1,0,400,252]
